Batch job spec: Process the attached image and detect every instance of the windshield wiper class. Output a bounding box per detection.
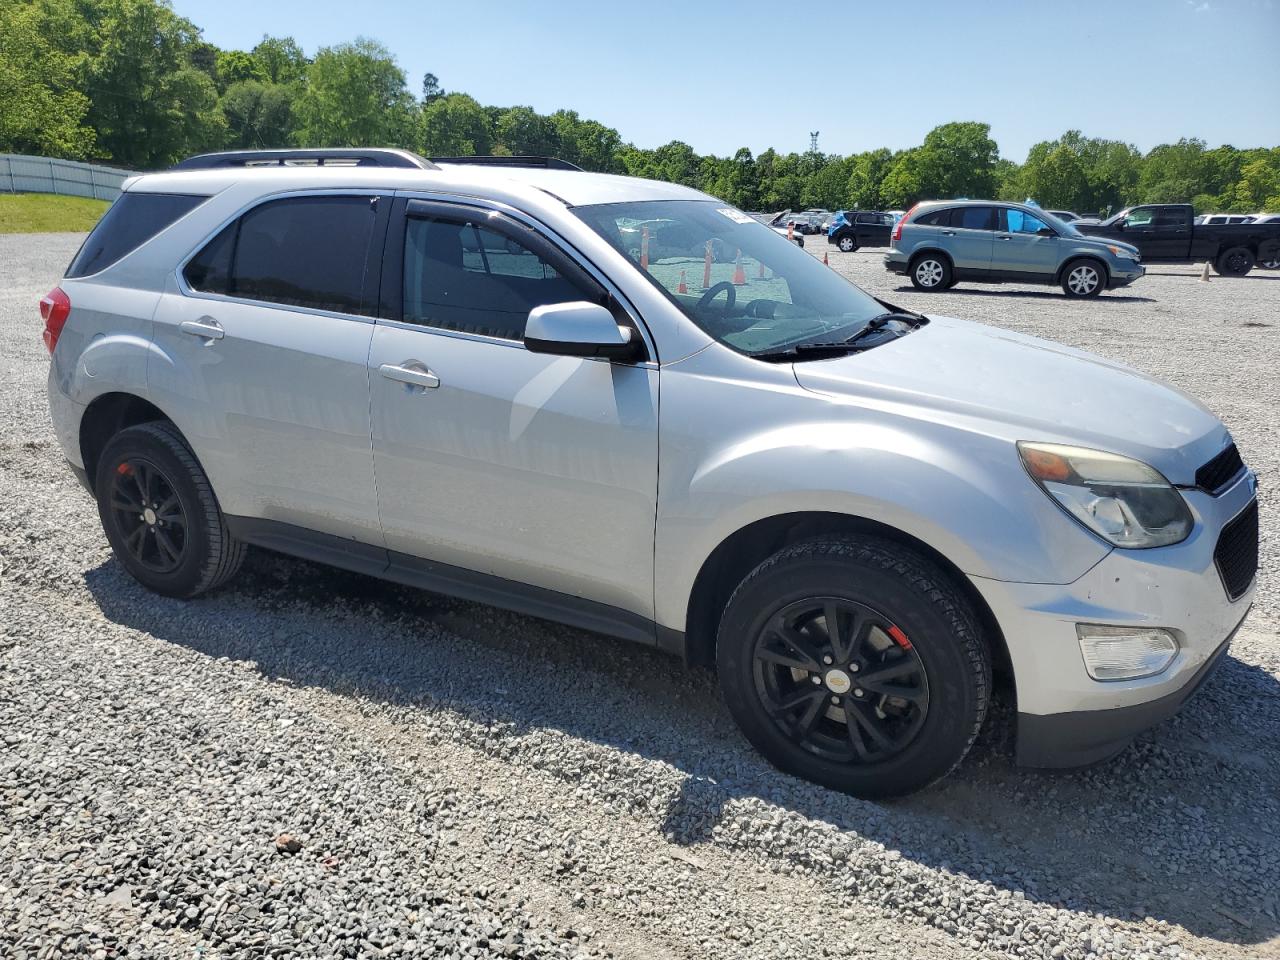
[751,311,924,363]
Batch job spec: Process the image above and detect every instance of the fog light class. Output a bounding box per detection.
[1076,624,1178,681]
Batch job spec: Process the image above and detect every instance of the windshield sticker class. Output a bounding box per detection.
[716,207,755,225]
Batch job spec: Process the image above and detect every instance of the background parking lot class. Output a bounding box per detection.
[2,234,1277,959]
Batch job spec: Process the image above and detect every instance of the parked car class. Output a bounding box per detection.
[1073,203,1280,275]
[1048,210,1081,222]
[1253,214,1280,267]
[827,210,894,252]
[1196,214,1255,225]
[44,148,1257,798]
[884,200,1144,297]
[763,210,806,246]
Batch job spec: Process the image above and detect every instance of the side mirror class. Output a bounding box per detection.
[525,301,643,362]
[1114,219,1126,230]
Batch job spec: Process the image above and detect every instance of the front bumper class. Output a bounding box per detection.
[969,469,1257,767]
[1108,261,1145,288]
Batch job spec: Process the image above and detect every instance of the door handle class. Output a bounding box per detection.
[379,362,440,390]
[941,230,956,236]
[996,234,1012,240]
[179,318,224,340]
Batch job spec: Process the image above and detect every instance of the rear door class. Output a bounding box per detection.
[944,206,997,278]
[994,207,1058,281]
[367,197,659,625]
[149,192,388,544]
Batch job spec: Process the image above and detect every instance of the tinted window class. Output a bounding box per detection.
[403,216,587,340]
[855,213,876,224]
[915,209,952,226]
[67,193,206,278]
[954,207,997,230]
[1003,208,1049,233]
[184,196,377,314]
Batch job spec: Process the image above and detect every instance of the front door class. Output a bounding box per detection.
[149,193,387,543]
[368,199,659,622]
[1117,205,1191,260]
[994,207,1059,281]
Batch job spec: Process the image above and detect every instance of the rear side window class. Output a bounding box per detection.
[915,209,952,227]
[184,196,378,315]
[67,193,206,278]
[954,207,997,230]
[403,215,589,340]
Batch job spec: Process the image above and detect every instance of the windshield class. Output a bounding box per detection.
[573,200,887,355]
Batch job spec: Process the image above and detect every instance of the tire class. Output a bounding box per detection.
[1258,242,1280,270]
[1061,258,1105,297]
[909,254,951,291]
[837,235,857,253]
[95,421,246,598]
[1216,246,1255,276]
[716,536,991,798]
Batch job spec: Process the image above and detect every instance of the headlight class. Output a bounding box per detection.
[1018,442,1192,548]
[1107,244,1140,261]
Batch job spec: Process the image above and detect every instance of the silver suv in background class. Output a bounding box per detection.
[885,200,1145,297]
[44,150,1256,797]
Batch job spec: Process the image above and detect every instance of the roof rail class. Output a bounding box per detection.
[430,155,584,172]
[171,148,438,171]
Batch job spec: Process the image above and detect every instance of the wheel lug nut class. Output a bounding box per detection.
[811,675,822,685]
[822,655,833,665]
[849,663,860,672]
[853,689,864,698]
[830,695,840,704]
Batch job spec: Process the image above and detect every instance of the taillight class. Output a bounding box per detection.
[891,204,918,243]
[40,286,71,354]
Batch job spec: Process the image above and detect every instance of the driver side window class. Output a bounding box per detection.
[1125,208,1156,228]
[1005,209,1049,234]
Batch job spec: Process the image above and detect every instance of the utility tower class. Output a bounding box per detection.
[809,131,820,154]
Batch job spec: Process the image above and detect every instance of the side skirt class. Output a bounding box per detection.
[225,516,663,651]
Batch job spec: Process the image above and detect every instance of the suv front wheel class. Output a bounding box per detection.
[716,537,991,798]
[1061,259,1106,297]
[95,421,246,598]
[836,234,857,253]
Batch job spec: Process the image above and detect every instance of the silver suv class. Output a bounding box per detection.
[885,200,1145,297]
[44,149,1257,798]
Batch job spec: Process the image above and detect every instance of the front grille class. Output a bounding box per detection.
[1196,442,1245,495]
[1214,499,1259,601]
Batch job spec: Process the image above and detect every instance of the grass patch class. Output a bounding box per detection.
[0,193,109,234]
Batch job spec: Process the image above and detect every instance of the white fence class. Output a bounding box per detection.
[1,154,131,201]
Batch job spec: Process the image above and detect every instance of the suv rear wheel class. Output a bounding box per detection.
[716,537,990,798]
[909,254,951,291]
[837,234,857,253]
[95,421,246,598]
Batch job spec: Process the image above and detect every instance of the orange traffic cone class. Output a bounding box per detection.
[677,269,688,294]
[732,250,746,285]
[823,251,829,266]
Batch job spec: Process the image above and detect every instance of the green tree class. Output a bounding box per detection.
[81,0,226,166]
[548,110,622,172]
[915,121,999,199]
[215,49,267,91]
[221,80,293,148]
[494,106,560,156]
[418,92,491,156]
[252,35,307,86]
[293,38,415,147]
[846,148,892,210]
[0,0,96,158]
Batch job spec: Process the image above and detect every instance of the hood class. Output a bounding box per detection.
[793,315,1228,485]
[1069,230,1139,256]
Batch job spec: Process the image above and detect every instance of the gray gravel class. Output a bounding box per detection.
[2,233,1279,960]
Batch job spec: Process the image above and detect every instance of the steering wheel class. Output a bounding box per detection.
[698,280,737,311]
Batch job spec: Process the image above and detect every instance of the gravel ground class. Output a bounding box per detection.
[2,232,1279,960]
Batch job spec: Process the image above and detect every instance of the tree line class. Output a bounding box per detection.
[3,0,1278,216]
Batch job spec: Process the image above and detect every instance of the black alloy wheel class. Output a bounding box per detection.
[107,457,189,573]
[752,597,928,763]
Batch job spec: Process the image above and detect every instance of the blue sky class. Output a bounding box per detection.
[172,0,1280,160]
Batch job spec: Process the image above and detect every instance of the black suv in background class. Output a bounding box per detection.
[1074,203,1280,275]
[827,210,894,252]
